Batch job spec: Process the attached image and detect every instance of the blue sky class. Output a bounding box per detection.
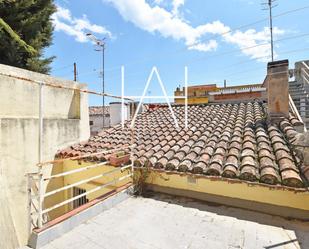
[46,0,309,106]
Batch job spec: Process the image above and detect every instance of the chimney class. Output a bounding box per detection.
[224,79,227,88]
[267,59,289,121]
[110,102,128,126]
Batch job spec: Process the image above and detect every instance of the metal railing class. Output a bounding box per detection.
[289,62,309,130]
[289,94,304,124]
[301,62,309,87]
[26,157,133,234]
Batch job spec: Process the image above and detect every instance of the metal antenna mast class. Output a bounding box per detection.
[86,33,106,129]
[262,0,277,62]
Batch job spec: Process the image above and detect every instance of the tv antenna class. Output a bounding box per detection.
[262,0,278,62]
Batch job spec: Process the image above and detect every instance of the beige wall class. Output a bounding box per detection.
[0,64,90,249]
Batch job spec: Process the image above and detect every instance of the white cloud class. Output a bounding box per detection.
[104,0,285,60]
[224,27,285,61]
[188,40,218,52]
[105,0,229,52]
[153,0,164,4]
[172,0,185,17]
[52,6,113,43]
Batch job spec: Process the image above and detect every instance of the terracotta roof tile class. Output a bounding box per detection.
[58,101,307,188]
[89,106,110,115]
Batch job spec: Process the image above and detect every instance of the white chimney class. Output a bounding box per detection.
[110,102,128,126]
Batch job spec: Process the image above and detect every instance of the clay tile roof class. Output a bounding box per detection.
[89,106,110,115]
[58,101,308,189]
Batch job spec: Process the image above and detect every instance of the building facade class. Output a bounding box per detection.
[89,106,110,135]
[289,60,309,130]
[174,83,265,104]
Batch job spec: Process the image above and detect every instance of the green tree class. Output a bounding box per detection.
[0,0,56,73]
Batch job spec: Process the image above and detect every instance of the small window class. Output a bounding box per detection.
[89,120,94,125]
[72,187,88,208]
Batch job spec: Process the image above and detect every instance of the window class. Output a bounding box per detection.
[72,187,88,208]
[89,120,94,125]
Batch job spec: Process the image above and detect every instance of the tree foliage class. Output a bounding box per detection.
[0,0,56,73]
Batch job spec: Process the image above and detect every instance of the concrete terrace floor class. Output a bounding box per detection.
[40,193,309,249]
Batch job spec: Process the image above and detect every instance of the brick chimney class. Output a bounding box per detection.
[267,59,289,121]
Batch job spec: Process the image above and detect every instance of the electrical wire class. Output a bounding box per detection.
[0,71,134,101]
[221,47,309,79]
[188,32,309,64]
[77,36,309,84]
[194,33,309,75]
[52,64,73,72]
[193,5,309,48]
[98,4,309,73]
[210,47,309,85]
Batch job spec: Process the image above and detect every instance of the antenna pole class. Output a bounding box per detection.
[268,0,274,62]
[74,62,77,81]
[102,43,105,129]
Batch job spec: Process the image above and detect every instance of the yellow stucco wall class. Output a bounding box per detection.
[145,170,309,211]
[174,83,263,105]
[44,163,66,220]
[44,160,132,219]
[175,97,209,104]
[44,162,309,223]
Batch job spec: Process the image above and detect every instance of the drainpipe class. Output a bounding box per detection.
[39,82,43,164]
[38,82,44,228]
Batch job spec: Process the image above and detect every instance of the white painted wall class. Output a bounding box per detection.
[89,114,110,135]
[0,64,90,248]
[110,102,128,126]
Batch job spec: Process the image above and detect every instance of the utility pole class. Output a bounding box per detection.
[262,0,277,62]
[73,62,77,81]
[86,33,106,129]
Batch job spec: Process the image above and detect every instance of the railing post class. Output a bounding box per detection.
[131,162,134,181]
[27,174,32,236]
[37,173,44,228]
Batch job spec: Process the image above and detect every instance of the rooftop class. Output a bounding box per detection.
[89,106,110,115]
[58,101,308,189]
[39,193,309,249]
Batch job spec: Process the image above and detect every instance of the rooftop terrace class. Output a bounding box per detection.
[36,193,309,249]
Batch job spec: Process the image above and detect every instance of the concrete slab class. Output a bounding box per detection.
[40,193,309,249]
[29,186,133,248]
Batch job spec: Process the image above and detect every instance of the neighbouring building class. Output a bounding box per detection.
[289,60,309,130]
[0,64,90,248]
[174,82,265,104]
[89,102,133,135]
[175,60,309,131]
[174,84,217,104]
[89,106,110,135]
[48,60,309,226]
